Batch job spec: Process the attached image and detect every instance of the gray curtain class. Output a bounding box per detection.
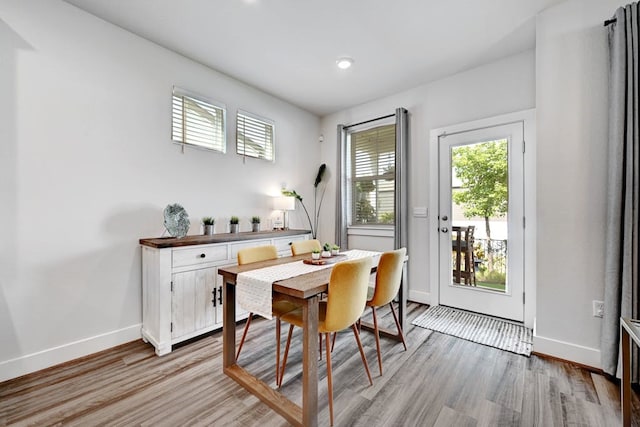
[394,108,409,251]
[335,124,348,248]
[602,2,640,379]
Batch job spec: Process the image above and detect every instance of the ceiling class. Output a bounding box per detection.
[63,0,563,117]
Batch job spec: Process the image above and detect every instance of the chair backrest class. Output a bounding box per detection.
[369,248,406,307]
[291,239,322,256]
[237,245,278,265]
[465,226,475,246]
[323,257,372,332]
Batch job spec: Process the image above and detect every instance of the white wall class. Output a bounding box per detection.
[0,0,320,381]
[320,51,535,305]
[534,0,628,367]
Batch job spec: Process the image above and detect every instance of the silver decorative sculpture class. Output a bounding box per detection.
[164,203,190,238]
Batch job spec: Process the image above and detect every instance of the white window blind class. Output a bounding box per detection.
[350,124,396,225]
[172,88,226,153]
[236,110,274,161]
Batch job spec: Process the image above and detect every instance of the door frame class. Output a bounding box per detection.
[428,109,536,328]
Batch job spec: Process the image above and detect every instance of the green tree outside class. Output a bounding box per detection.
[451,139,508,271]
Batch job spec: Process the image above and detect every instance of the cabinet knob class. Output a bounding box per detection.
[200,253,206,258]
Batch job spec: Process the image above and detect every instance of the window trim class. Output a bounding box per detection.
[236,109,275,162]
[171,86,227,154]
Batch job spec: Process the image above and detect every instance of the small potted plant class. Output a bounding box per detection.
[229,216,240,233]
[311,248,321,260]
[321,243,332,258]
[251,216,261,232]
[331,244,340,256]
[202,217,215,235]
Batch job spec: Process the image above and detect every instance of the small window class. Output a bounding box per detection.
[236,110,274,161]
[172,87,226,153]
[350,124,396,225]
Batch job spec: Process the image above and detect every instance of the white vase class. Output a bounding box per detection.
[321,250,331,258]
[312,252,320,260]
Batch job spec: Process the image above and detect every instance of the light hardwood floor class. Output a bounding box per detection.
[1,303,639,426]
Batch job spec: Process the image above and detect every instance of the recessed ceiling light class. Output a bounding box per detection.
[336,57,354,70]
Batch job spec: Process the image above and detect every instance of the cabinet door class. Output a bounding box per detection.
[172,267,216,339]
[213,274,248,327]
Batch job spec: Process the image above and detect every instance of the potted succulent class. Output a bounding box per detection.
[331,244,340,256]
[229,216,240,233]
[321,242,332,258]
[202,217,215,235]
[311,248,321,260]
[251,216,261,232]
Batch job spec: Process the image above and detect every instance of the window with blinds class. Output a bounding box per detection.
[172,88,226,153]
[236,110,274,161]
[350,124,396,225]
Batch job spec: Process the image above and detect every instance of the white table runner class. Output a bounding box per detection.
[236,249,381,319]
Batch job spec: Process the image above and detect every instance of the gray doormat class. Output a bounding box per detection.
[412,305,533,356]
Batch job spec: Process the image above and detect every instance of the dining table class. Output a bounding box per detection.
[217,250,406,427]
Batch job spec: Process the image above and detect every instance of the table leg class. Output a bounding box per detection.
[302,295,319,427]
[622,324,631,427]
[223,280,236,369]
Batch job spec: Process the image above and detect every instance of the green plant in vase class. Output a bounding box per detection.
[251,216,261,232]
[230,216,240,233]
[321,242,331,258]
[202,217,215,235]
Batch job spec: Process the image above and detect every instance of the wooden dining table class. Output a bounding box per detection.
[217,252,406,427]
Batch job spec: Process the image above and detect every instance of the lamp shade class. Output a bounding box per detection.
[273,196,296,211]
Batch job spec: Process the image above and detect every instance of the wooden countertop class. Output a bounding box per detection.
[139,229,311,248]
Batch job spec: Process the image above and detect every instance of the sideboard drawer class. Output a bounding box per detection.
[230,240,269,259]
[172,245,228,268]
[274,235,306,254]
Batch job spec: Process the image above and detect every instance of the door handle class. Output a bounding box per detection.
[441,227,449,233]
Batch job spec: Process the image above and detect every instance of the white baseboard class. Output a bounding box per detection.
[409,289,430,305]
[0,324,141,383]
[533,333,600,369]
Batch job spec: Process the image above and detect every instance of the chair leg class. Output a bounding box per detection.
[278,324,295,386]
[319,333,322,360]
[331,331,337,353]
[325,332,334,426]
[389,303,407,351]
[350,324,373,386]
[236,313,253,361]
[371,306,383,376]
[276,318,281,386]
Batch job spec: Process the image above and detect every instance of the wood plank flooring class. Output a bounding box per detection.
[1,302,639,426]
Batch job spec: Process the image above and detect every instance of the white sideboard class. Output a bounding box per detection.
[139,230,311,355]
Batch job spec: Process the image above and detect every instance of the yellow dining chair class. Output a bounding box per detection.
[279,257,374,426]
[363,247,408,376]
[236,245,299,386]
[290,239,322,256]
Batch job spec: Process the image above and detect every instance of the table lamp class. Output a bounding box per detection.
[273,196,295,230]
